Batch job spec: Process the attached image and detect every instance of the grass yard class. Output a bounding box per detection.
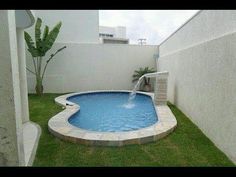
[29,93,234,166]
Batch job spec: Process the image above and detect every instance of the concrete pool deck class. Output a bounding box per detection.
[48,90,177,146]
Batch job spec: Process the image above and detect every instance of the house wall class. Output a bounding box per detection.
[26,44,157,93]
[115,26,126,38]
[158,10,236,163]
[26,10,99,43]
[102,38,129,44]
[99,26,115,36]
[99,26,126,38]
[0,10,25,166]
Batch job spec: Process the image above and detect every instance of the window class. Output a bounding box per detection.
[99,33,114,38]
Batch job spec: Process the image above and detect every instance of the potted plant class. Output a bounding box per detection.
[24,17,66,96]
[132,67,156,92]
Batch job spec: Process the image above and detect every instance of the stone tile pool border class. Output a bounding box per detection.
[48,90,177,146]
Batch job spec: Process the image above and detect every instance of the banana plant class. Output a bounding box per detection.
[24,17,66,96]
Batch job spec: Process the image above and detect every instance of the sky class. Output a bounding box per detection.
[99,10,199,45]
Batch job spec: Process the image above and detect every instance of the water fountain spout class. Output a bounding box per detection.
[128,71,169,102]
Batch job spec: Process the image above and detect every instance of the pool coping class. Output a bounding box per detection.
[48,90,177,146]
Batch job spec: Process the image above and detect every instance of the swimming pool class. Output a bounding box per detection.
[68,92,158,132]
[48,90,177,146]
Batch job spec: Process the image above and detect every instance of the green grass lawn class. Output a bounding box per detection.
[29,93,234,166]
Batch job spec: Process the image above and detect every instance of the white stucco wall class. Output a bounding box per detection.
[26,10,99,43]
[0,10,25,166]
[158,10,236,163]
[160,10,236,56]
[26,44,157,93]
[0,10,42,166]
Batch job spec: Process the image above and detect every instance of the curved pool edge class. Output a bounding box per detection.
[48,90,177,146]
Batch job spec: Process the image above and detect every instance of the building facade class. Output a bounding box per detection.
[99,26,129,44]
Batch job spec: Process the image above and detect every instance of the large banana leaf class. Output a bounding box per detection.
[35,18,42,50]
[42,22,62,54]
[24,31,38,57]
[42,25,49,41]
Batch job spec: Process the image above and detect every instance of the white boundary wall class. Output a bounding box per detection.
[26,43,157,93]
[26,10,99,44]
[158,10,236,163]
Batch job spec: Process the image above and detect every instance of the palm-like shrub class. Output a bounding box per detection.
[132,67,156,91]
[24,17,66,96]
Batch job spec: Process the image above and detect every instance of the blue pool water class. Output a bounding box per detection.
[68,92,158,132]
